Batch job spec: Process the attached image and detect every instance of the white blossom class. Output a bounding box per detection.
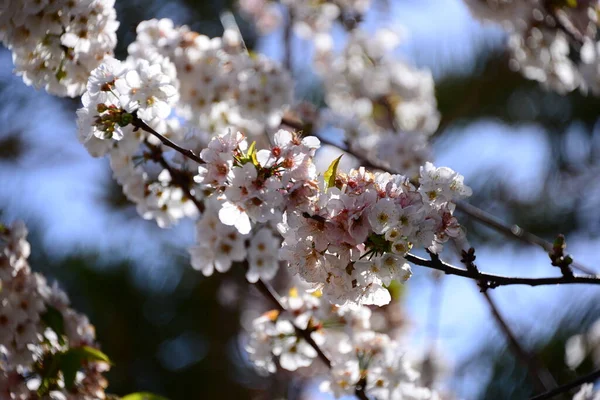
[0,0,119,97]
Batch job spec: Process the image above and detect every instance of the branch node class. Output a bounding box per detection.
[549,234,574,278]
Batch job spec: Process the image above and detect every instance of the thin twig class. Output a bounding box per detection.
[482,290,558,392]
[354,378,370,400]
[144,141,205,213]
[459,249,557,392]
[455,202,594,275]
[529,368,600,400]
[133,115,204,165]
[253,279,332,369]
[404,253,600,288]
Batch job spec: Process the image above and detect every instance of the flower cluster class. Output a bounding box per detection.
[77,56,178,147]
[188,127,470,306]
[565,316,600,372]
[463,0,600,94]
[196,129,320,234]
[279,163,471,307]
[238,0,372,36]
[573,383,600,400]
[0,0,118,97]
[315,29,439,177]
[246,290,440,399]
[316,29,440,134]
[0,221,109,398]
[188,129,320,282]
[75,57,203,228]
[127,19,293,136]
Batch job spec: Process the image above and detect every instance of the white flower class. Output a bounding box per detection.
[218,201,252,235]
[189,210,247,275]
[246,228,280,283]
[116,59,178,120]
[86,57,126,101]
[368,198,399,234]
[272,320,317,371]
[573,383,600,400]
[1,0,118,97]
[0,220,108,396]
[418,162,472,204]
[379,253,412,285]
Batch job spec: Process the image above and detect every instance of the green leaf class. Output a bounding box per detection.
[121,393,170,400]
[247,141,256,158]
[37,353,62,396]
[55,68,67,82]
[238,141,258,166]
[323,155,343,190]
[386,280,406,301]
[41,305,66,346]
[247,141,259,166]
[59,346,111,390]
[119,112,133,127]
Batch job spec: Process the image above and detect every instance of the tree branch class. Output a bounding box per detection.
[404,253,600,288]
[459,249,557,392]
[252,278,332,369]
[133,115,204,165]
[529,368,600,400]
[145,141,205,213]
[455,202,594,275]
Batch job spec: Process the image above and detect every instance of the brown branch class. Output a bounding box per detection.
[530,368,600,400]
[133,115,204,165]
[459,249,557,393]
[253,278,332,369]
[455,202,594,275]
[482,290,558,392]
[144,141,205,213]
[354,378,370,400]
[404,253,600,288]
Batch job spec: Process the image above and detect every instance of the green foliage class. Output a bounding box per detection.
[238,140,259,166]
[60,346,112,390]
[121,393,170,400]
[324,155,343,190]
[41,305,66,346]
[386,280,405,301]
[36,346,111,395]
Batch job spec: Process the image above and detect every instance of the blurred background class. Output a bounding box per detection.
[2,0,600,399]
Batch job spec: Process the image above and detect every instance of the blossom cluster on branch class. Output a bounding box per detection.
[74,40,471,309]
[128,19,293,136]
[464,0,600,94]
[574,383,600,400]
[4,0,600,398]
[279,163,471,307]
[0,221,109,399]
[0,0,118,97]
[315,28,439,179]
[238,0,372,36]
[246,289,440,400]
